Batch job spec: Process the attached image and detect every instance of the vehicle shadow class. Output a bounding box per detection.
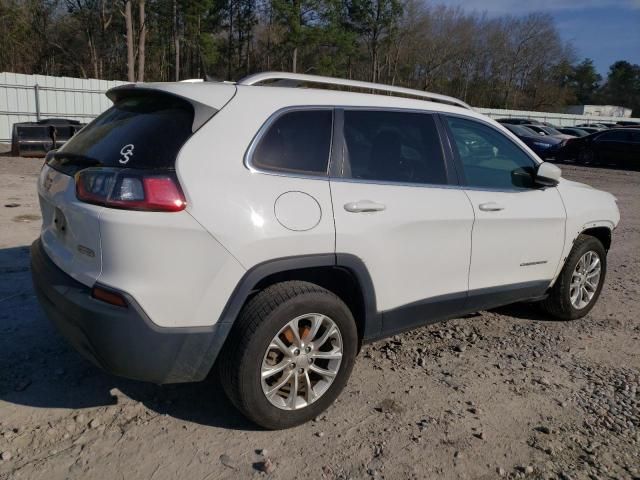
[0,244,259,431]
[490,302,561,322]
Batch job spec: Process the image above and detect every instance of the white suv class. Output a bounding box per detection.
[31,72,620,429]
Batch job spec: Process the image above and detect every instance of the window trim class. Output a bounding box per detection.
[440,113,545,193]
[331,106,460,188]
[244,106,335,179]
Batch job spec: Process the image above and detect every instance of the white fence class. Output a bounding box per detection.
[0,72,126,143]
[1,72,638,144]
[476,107,639,127]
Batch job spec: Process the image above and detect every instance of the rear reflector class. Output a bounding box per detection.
[92,286,128,308]
[75,167,186,212]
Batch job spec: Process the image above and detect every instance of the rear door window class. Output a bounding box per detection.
[341,110,448,185]
[250,109,333,175]
[50,92,196,171]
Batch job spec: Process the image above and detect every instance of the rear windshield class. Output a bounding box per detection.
[51,92,195,171]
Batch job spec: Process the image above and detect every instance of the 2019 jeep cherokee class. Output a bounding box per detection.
[31,72,620,429]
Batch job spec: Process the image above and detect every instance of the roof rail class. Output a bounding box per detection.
[238,71,472,110]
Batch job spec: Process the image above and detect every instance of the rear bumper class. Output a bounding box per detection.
[30,239,230,384]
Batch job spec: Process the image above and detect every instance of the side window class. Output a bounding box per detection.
[342,110,448,185]
[446,116,538,189]
[597,130,630,142]
[251,110,332,175]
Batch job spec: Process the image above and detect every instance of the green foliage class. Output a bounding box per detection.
[598,61,640,114]
[568,59,602,105]
[0,0,637,113]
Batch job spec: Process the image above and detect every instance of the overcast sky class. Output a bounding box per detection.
[436,0,640,76]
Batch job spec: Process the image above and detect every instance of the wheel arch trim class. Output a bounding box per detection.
[217,253,381,339]
[550,223,613,286]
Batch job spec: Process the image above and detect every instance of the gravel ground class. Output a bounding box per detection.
[0,156,638,480]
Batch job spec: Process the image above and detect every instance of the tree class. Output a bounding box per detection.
[270,0,306,73]
[125,0,135,81]
[568,58,601,104]
[174,0,180,80]
[123,0,147,81]
[598,60,640,114]
[138,0,147,81]
[0,0,634,116]
[346,0,401,82]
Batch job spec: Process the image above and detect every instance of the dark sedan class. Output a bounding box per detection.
[522,124,574,140]
[574,126,603,135]
[501,123,564,159]
[576,123,607,130]
[558,127,589,137]
[561,128,640,169]
[497,117,543,126]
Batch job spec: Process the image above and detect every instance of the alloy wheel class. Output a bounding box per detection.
[570,250,601,309]
[260,313,343,410]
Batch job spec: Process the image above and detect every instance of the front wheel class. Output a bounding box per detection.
[540,234,606,320]
[219,281,358,429]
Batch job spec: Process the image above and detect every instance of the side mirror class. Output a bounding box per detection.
[536,162,561,187]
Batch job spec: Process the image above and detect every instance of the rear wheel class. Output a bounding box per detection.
[577,148,596,165]
[541,234,606,320]
[219,281,358,429]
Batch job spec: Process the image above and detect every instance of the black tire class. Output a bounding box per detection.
[10,127,19,157]
[218,280,358,430]
[577,148,595,165]
[541,234,606,320]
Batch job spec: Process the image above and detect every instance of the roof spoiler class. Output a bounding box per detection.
[106,84,218,132]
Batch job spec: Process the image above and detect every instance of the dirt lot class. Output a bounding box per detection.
[0,155,638,480]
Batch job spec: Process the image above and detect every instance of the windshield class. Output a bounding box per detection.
[520,126,539,136]
[505,124,531,136]
[541,126,562,135]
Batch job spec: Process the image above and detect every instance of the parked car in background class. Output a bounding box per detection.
[501,123,564,159]
[576,126,605,135]
[561,128,640,168]
[11,118,86,157]
[558,127,589,137]
[577,123,607,130]
[523,124,575,140]
[496,118,543,126]
[616,121,640,127]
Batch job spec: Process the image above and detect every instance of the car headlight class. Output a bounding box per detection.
[533,141,552,148]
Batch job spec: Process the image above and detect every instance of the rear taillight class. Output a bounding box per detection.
[75,168,186,212]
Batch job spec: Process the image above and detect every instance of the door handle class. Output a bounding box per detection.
[344,200,386,213]
[478,202,505,212]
